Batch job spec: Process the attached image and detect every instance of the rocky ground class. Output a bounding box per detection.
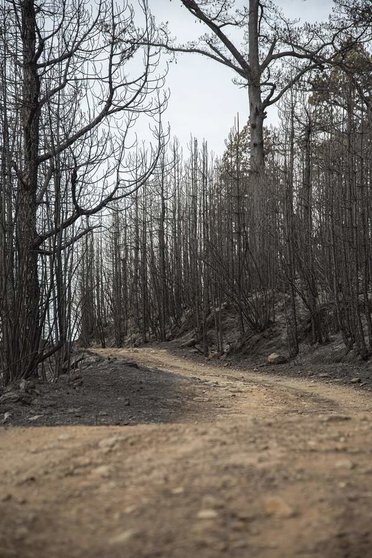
[1,345,372,557]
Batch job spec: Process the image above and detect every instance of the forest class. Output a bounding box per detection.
[0,0,371,383]
[1,2,372,557]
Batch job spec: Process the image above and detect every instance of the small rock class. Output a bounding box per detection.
[124,505,137,514]
[263,496,295,518]
[28,415,43,422]
[58,433,72,441]
[90,465,112,478]
[351,378,361,384]
[98,436,122,450]
[197,509,219,520]
[74,456,92,468]
[319,373,330,379]
[98,411,108,417]
[19,379,30,392]
[267,353,287,365]
[171,487,185,495]
[109,529,138,545]
[2,411,12,424]
[335,459,355,470]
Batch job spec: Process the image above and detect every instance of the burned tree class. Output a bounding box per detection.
[0,0,166,383]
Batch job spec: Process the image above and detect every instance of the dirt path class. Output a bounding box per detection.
[1,347,372,558]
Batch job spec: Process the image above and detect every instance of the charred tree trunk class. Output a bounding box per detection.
[14,0,42,378]
[248,0,265,176]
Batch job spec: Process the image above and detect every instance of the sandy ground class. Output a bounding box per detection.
[1,346,372,558]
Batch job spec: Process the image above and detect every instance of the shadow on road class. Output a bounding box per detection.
[0,356,210,428]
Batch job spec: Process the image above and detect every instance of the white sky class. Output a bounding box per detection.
[147,0,334,156]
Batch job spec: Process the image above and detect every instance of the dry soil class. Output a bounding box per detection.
[1,346,372,558]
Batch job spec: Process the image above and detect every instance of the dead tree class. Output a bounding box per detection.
[0,0,166,384]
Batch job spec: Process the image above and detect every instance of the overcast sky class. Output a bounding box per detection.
[146,0,334,156]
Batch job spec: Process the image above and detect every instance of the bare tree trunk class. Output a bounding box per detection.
[284,98,299,358]
[248,0,265,176]
[14,0,42,378]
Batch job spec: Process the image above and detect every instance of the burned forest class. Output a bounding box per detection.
[1,1,372,558]
[1,0,371,383]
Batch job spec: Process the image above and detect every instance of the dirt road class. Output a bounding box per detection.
[1,347,372,558]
